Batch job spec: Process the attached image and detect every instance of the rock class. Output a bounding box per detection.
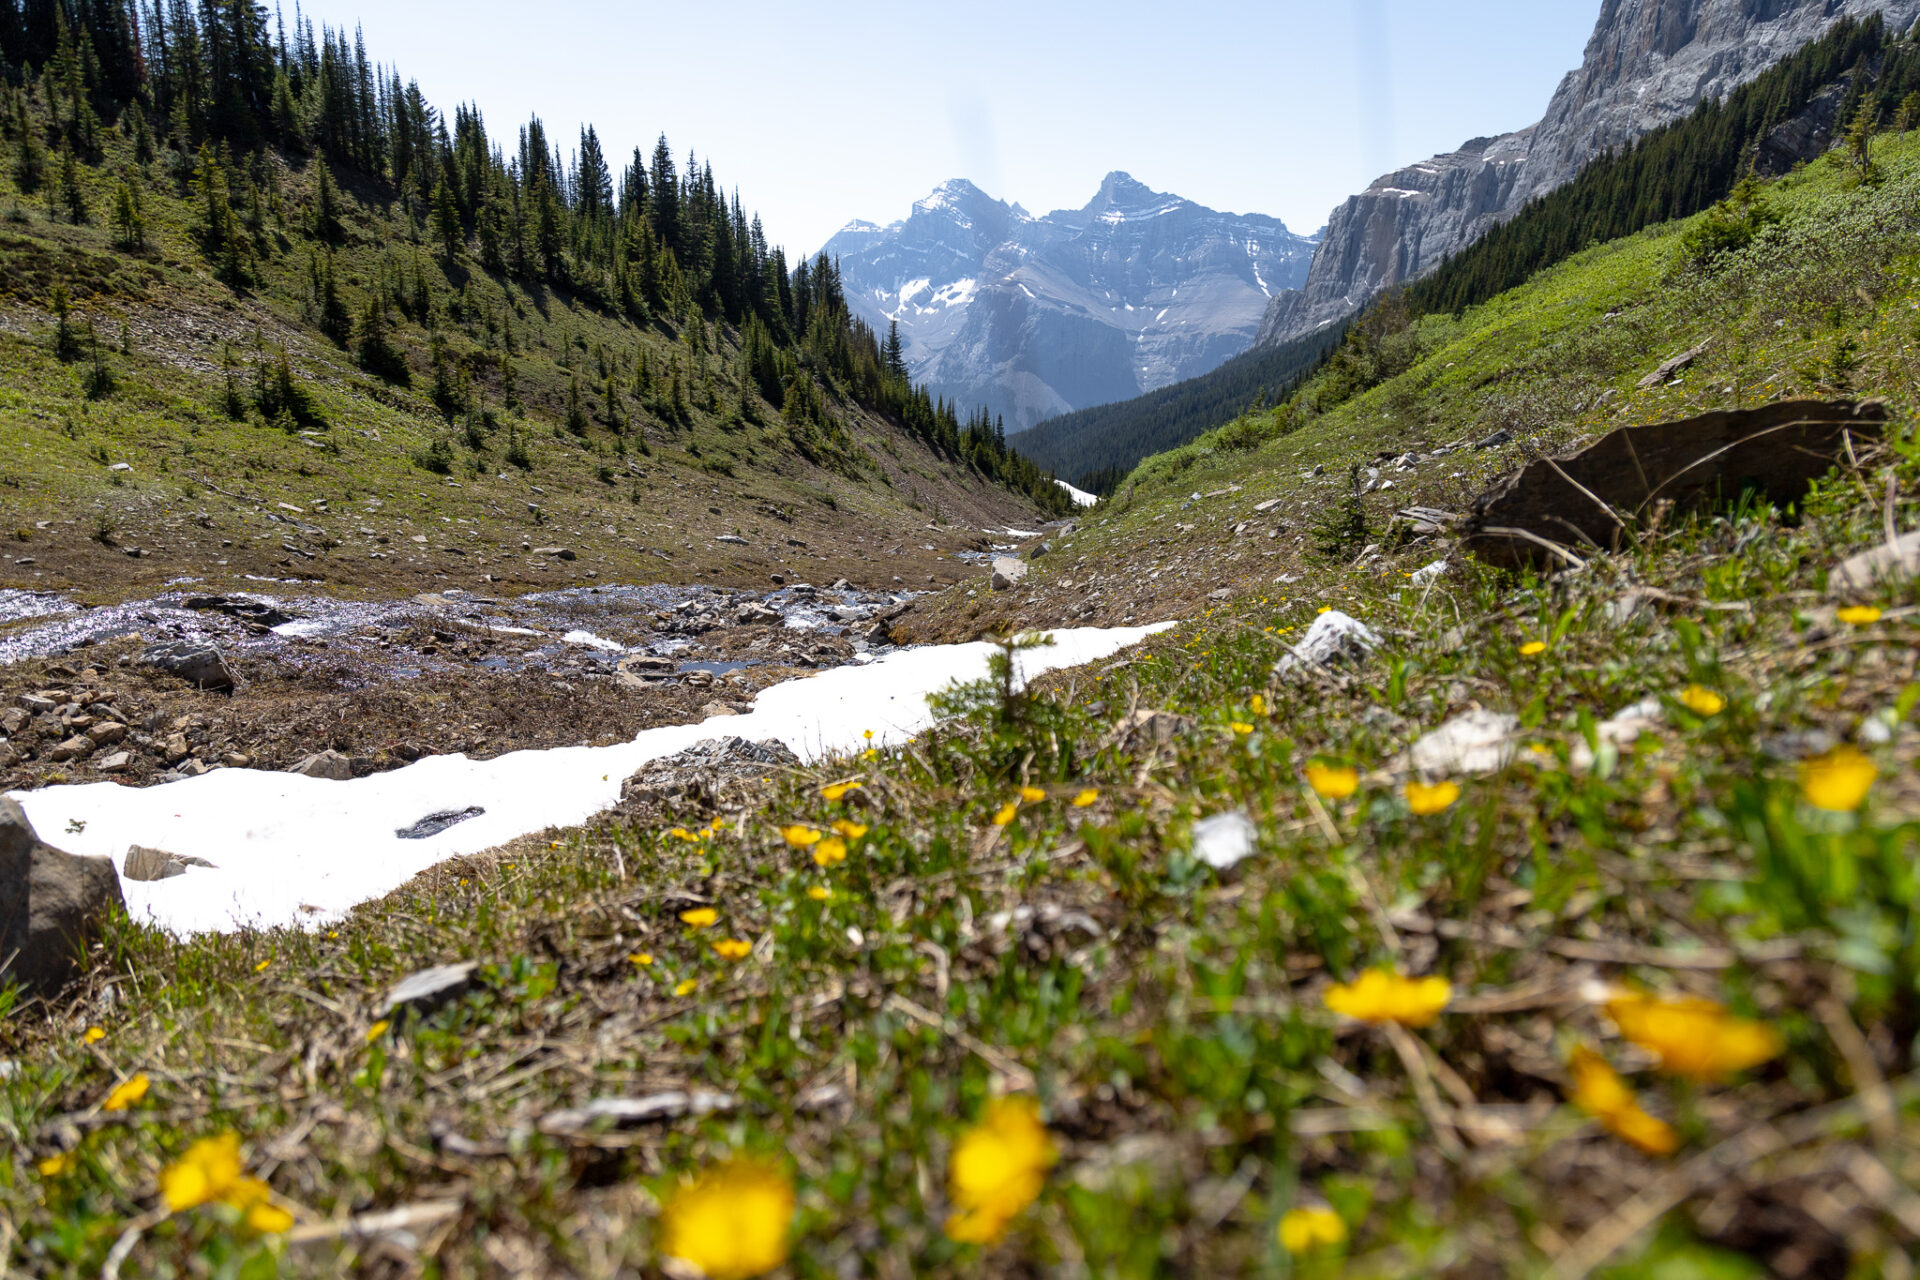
[288,749,354,781]
[184,596,295,628]
[395,807,486,840]
[974,902,1105,965]
[1473,429,1514,450]
[1192,811,1257,871]
[1410,559,1450,586]
[702,701,740,719]
[161,734,191,765]
[1,708,27,736]
[1464,399,1888,571]
[221,752,252,769]
[1830,531,1920,594]
[95,751,133,775]
[539,1090,740,1135]
[381,962,481,1019]
[716,534,748,546]
[140,641,236,691]
[1407,710,1522,776]
[1276,611,1380,676]
[48,736,93,763]
[830,579,852,591]
[0,797,124,992]
[620,737,799,813]
[86,722,128,747]
[1207,588,1233,601]
[1570,699,1665,772]
[532,546,577,561]
[989,556,1029,591]
[123,846,216,882]
[17,694,54,715]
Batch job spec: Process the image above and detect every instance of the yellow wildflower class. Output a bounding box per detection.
[658,1157,794,1280]
[254,959,271,973]
[82,1026,105,1045]
[944,1096,1058,1244]
[158,1133,291,1230]
[1679,686,1726,716]
[1567,1045,1678,1157]
[1520,641,1548,657]
[863,729,875,740]
[1019,786,1047,803]
[1278,1205,1347,1255]
[674,978,698,998]
[102,1074,150,1112]
[668,827,697,842]
[365,1020,390,1043]
[821,781,861,802]
[781,825,823,848]
[680,907,719,929]
[1837,605,1883,626]
[1231,722,1254,736]
[1405,779,1461,815]
[38,1152,75,1177]
[1604,991,1782,1083]
[830,819,868,840]
[991,802,1020,827]
[812,837,848,867]
[247,1202,294,1233]
[713,938,753,961]
[1323,968,1452,1028]
[807,886,832,902]
[1304,763,1359,800]
[630,952,654,967]
[1251,694,1267,717]
[1800,745,1877,812]
[1072,789,1099,808]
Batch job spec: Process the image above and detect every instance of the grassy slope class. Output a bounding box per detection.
[5,144,1920,1277]
[0,132,1046,604]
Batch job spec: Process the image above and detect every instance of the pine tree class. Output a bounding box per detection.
[313,157,343,241]
[883,319,906,381]
[54,146,85,222]
[566,370,589,434]
[430,176,463,261]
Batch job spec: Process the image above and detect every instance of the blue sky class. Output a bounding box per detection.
[288,0,1600,256]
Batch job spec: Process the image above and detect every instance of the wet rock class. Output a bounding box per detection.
[1830,531,1920,594]
[1276,611,1380,676]
[124,846,217,881]
[288,749,354,781]
[1407,710,1521,776]
[990,557,1029,591]
[140,640,236,691]
[396,807,485,840]
[0,797,124,993]
[381,961,480,1019]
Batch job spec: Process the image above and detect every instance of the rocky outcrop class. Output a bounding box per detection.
[1258,0,1920,347]
[828,174,1317,431]
[0,797,124,992]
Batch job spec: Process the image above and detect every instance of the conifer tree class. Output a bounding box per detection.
[566,370,589,434]
[430,176,463,261]
[312,157,343,241]
[883,319,906,381]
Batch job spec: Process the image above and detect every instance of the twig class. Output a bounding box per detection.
[1477,526,1588,570]
[884,993,1035,1091]
[1383,1022,1463,1158]
[101,1206,169,1280]
[1817,996,1895,1151]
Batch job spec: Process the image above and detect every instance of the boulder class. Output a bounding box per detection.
[1830,531,1920,594]
[620,736,799,814]
[0,798,124,992]
[1407,710,1522,776]
[1275,611,1380,676]
[47,735,93,763]
[734,602,782,626]
[532,546,577,561]
[288,749,354,781]
[989,557,1029,591]
[123,846,217,882]
[140,641,236,691]
[96,751,133,775]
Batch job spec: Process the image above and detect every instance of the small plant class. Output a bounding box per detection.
[90,512,116,545]
[411,437,453,475]
[1310,463,1372,562]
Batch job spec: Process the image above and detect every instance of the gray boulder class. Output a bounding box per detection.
[140,641,236,691]
[288,749,354,781]
[990,557,1029,591]
[1275,610,1380,676]
[0,798,124,993]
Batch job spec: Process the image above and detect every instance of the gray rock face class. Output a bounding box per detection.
[140,640,235,691]
[989,557,1029,591]
[1258,0,1920,348]
[827,173,1317,431]
[0,797,124,992]
[288,749,354,781]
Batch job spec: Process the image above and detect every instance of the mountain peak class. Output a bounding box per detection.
[1087,171,1168,211]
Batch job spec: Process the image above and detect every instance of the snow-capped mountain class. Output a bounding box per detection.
[825,174,1317,432]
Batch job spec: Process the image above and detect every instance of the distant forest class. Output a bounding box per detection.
[0,0,1071,512]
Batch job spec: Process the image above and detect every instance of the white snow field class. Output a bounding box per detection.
[9,624,1172,937]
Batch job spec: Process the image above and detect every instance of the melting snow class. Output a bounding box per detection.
[563,630,627,652]
[1055,481,1098,508]
[13,625,1174,936]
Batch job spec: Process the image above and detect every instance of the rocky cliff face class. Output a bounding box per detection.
[1257,0,1920,347]
[826,175,1316,431]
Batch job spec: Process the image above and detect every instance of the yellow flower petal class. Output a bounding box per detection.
[246,1201,294,1234]
[1678,685,1726,716]
[630,952,654,967]
[1231,722,1254,736]
[806,886,832,901]
[1304,763,1359,800]
[254,959,271,973]
[780,825,822,848]
[160,1133,243,1212]
[102,1074,150,1112]
[660,1157,794,1280]
[1568,1045,1678,1157]
[944,1097,1057,1245]
[1250,694,1267,717]
[811,837,848,867]
[991,802,1020,827]
[365,1020,390,1043]
[674,978,698,998]
[1520,641,1548,657]
[821,781,861,802]
[1404,779,1460,815]
[1837,605,1883,626]
[1604,991,1783,1083]
[82,1026,105,1045]
[1072,789,1099,808]
[830,819,868,839]
[1278,1205,1348,1255]
[713,938,752,960]
[38,1152,75,1177]
[680,907,719,929]
[1323,968,1452,1028]
[1800,745,1877,812]
[1019,786,1047,804]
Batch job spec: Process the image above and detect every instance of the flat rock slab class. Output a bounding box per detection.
[1408,710,1523,777]
[1831,530,1920,593]
[1464,399,1888,570]
[382,962,481,1018]
[140,640,236,691]
[124,846,217,882]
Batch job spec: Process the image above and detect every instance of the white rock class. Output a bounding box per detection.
[1830,531,1920,593]
[1192,811,1257,870]
[1276,611,1380,675]
[1411,559,1449,586]
[1409,710,1522,776]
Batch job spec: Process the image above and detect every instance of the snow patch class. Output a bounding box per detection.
[1055,480,1098,508]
